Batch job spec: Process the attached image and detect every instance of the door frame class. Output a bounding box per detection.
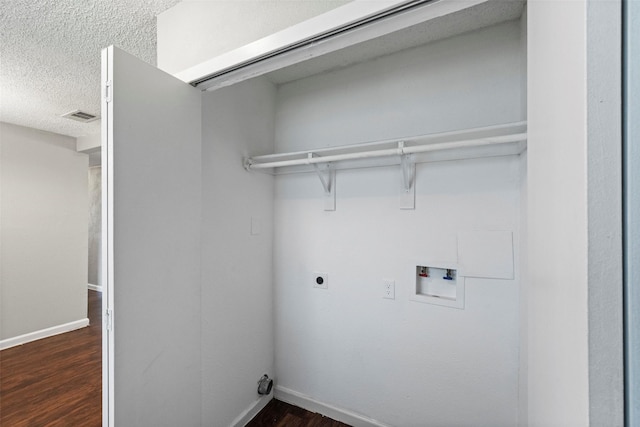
[624,0,640,423]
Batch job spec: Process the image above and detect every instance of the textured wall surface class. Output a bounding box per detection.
[586,2,623,425]
[0,0,180,137]
[88,166,101,287]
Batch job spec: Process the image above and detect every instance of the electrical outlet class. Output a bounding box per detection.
[313,272,328,289]
[383,279,395,299]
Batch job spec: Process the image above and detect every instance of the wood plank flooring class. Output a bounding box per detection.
[1,293,349,427]
[0,290,102,427]
[247,399,351,427]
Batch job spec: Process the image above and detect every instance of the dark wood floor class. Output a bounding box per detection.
[1,293,349,427]
[247,399,351,427]
[0,290,102,427]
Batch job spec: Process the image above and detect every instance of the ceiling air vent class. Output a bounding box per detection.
[61,110,99,123]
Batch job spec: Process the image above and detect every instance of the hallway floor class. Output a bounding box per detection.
[1,291,351,426]
[0,290,102,426]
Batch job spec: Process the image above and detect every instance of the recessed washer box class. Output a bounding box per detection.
[412,264,464,309]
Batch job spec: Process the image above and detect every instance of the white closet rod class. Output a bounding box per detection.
[245,132,527,170]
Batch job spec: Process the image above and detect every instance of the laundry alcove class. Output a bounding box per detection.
[102,0,622,425]
[264,18,525,426]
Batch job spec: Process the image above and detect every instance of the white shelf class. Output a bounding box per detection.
[245,121,527,172]
[244,121,526,211]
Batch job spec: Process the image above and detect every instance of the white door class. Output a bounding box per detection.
[101,46,202,427]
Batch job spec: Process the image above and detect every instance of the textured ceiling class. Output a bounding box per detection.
[0,0,181,138]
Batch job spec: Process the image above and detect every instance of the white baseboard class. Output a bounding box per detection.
[0,318,90,351]
[274,386,391,427]
[88,283,103,292]
[230,394,273,427]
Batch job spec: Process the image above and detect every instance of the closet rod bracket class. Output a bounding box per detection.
[309,153,336,211]
[399,144,416,210]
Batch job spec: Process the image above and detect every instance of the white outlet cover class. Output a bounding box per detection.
[251,216,261,236]
[383,279,395,299]
[313,272,328,289]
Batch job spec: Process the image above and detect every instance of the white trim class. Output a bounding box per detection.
[178,0,489,91]
[88,283,103,292]
[102,45,116,427]
[274,386,392,427]
[0,318,90,351]
[230,396,273,427]
[176,0,412,84]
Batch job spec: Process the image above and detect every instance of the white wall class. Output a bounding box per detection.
[77,132,101,153]
[0,122,88,341]
[526,0,623,424]
[527,4,588,423]
[273,21,524,426]
[157,0,351,75]
[201,77,276,426]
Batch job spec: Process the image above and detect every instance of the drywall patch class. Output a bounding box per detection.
[458,230,514,279]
